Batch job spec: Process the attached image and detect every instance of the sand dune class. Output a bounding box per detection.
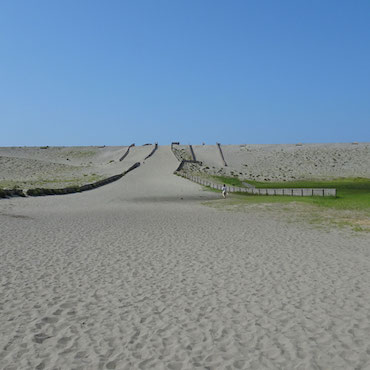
[192,142,370,181]
[1,145,370,369]
[0,145,154,190]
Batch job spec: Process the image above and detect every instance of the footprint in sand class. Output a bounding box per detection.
[33,333,51,344]
[35,362,46,370]
[57,336,72,348]
[42,316,59,324]
[106,360,117,369]
[74,351,87,359]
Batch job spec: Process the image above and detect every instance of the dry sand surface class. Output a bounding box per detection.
[1,146,370,369]
[0,145,155,190]
[192,143,370,181]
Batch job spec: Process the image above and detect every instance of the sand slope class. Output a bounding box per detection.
[193,143,370,181]
[0,145,155,189]
[1,146,370,369]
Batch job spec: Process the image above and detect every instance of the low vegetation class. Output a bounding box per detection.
[0,174,105,190]
[172,147,193,161]
[202,175,370,232]
[210,176,369,210]
[61,150,97,158]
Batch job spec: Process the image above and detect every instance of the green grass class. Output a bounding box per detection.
[210,175,244,187]
[205,175,370,213]
[0,180,23,189]
[200,175,370,232]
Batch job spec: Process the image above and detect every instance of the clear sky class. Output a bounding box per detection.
[1,0,369,146]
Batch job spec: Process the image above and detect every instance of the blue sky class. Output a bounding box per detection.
[0,0,369,146]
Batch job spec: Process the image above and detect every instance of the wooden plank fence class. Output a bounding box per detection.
[179,173,336,197]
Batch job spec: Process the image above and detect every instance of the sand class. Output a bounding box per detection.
[192,142,370,181]
[0,145,154,190]
[1,146,370,369]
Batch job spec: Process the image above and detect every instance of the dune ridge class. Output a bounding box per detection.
[188,142,370,181]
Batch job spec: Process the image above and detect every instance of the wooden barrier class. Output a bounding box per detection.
[178,173,336,197]
[144,143,158,160]
[216,142,227,166]
[119,143,135,161]
[189,145,196,161]
[26,162,141,197]
[0,188,26,199]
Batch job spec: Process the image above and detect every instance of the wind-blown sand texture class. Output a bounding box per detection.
[1,145,370,369]
[192,143,370,181]
[0,145,154,190]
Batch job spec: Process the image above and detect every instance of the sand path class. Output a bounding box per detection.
[1,146,370,369]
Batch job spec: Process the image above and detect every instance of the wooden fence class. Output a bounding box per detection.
[144,143,158,160]
[189,145,196,161]
[216,142,227,166]
[179,173,336,197]
[119,143,135,161]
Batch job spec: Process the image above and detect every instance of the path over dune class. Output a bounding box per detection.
[1,146,370,369]
[111,145,216,204]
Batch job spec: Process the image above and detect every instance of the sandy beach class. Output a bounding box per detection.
[1,145,370,369]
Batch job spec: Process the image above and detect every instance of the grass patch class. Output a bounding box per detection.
[208,175,370,212]
[210,175,244,187]
[201,176,370,232]
[0,180,22,189]
[62,150,97,158]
